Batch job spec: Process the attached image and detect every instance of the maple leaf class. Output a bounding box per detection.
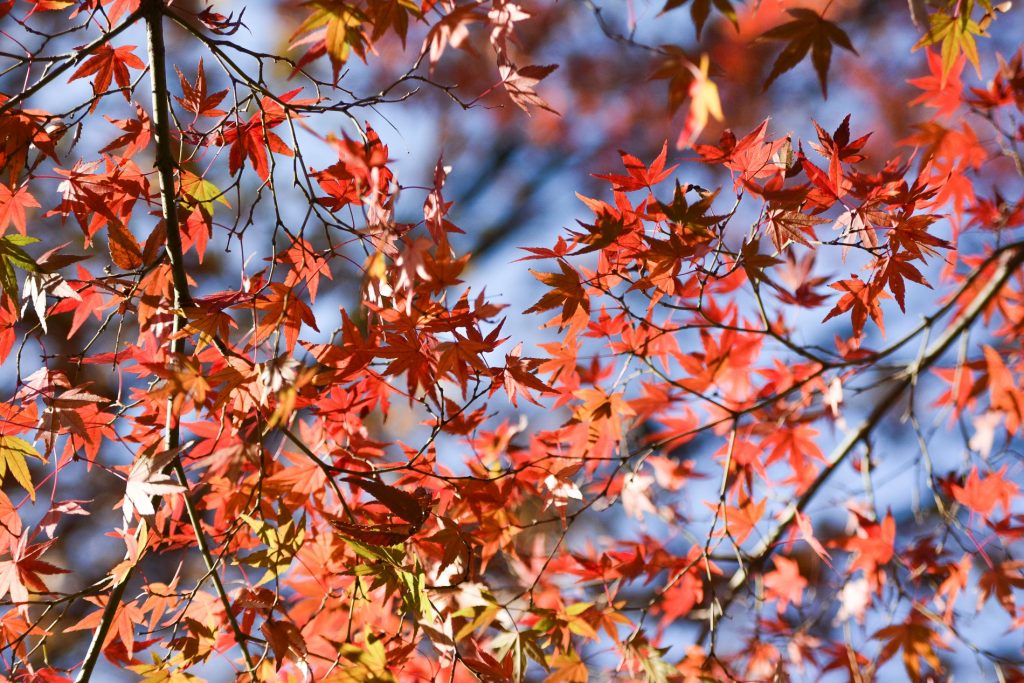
[0,296,12,368]
[238,509,306,585]
[290,1,370,79]
[68,44,145,110]
[345,476,432,529]
[983,344,1024,433]
[695,120,790,190]
[966,49,1024,110]
[498,62,560,115]
[122,445,186,522]
[908,49,965,117]
[64,595,147,661]
[367,0,421,46]
[759,8,857,97]
[877,252,930,313]
[21,270,81,334]
[525,260,589,331]
[649,45,697,115]
[912,9,985,82]
[677,54,724,150]
[0,185,39,237]
[842,511,896,588]
[659,571,705,626]
[770,248,831,307]
[977,561,1024,616]
[723,496,766,545]
[806,114,870,198]
[51,265,109,340]
[546,652,589,682]
[660,0,737,39]
[423,4,482,68]
[542,467,584,518]
[573,388,637,443]
[0,234,39,302]
[107,219,143,270]
[334,630,396,681]
[501,343,554,408]
[0,102,59,186]
[763,208,827,252]
[174,58,228,118]
[490,628,550,682]
[0,435,43,502]
[739,237,783,287]
[762,424,825,491]
[179,171,228,215]
[102,0,140,24]
[0,535,68,612]
[795,511,832,567]
[593,142,677,193]
[261,619,308,670]
[763,555,807,614]
[822,275,890,339]
[196,5,247,35]
[218,90,303,181]
[100,103,151,160]
[952,465,1018,517]
[873,610,949,682]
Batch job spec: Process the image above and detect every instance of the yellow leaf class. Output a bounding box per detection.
[181,171,230,216]
[676,54,723,149]
[0,436,42,502]
[238,512,305,585]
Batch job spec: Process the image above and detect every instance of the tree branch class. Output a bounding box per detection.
[75,2,252,680]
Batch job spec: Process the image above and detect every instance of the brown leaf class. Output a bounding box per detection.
[108,220,143,270]
[344,476,431,528]
[759,8,857,97]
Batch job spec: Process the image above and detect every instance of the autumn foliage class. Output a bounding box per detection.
[0,0,1023,681]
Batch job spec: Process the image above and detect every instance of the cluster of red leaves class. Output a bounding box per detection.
[0,0,1022,682]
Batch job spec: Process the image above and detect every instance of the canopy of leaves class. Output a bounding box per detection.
[0,0,1021,682]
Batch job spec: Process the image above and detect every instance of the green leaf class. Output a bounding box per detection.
[339,535,405,566]
[237,512,306,585]
[913,9,985,80]
[397,563,430,620]
[0,235,39,300]
[181,172,230,216]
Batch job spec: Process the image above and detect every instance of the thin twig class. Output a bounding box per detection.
[0,8,145,116]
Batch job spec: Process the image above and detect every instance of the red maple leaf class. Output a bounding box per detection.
[68,44,145,110]
[593,142,678,193]
[822,275,890,339]
[0,184,39,237]
[0,535,68,611]
[174,58,228,118]
[842,512,896,587]
[763,556,807,613]
[953,465,1019,517]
